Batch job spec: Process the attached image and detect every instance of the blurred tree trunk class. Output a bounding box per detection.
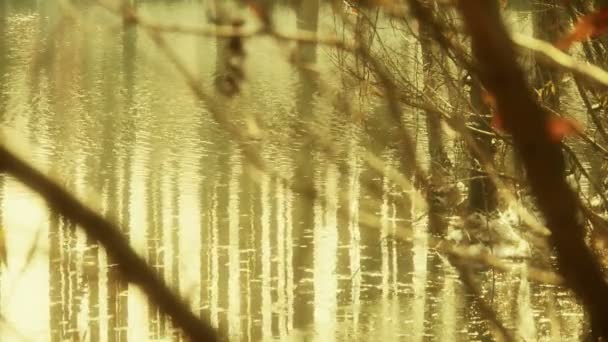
[416,2,450,338]
[208,182,221,331]
[0,0,6,121]
[146,165,161,339]
[155,169,167,337]
[292,0,319,331]
[77,2,102,340]
[227,154,243,340]
[0,0,7,284]
[198,184,209,321]
[197,0,211,336]
[170,166,181,340]
[238,158,254,339]
[118,153,132,342]
[83,168,101,342]
[102,30,122,342]
[354,8,384,299]
[64,218,80,339]
[117,1,138,339]
[123,0,137,106]
[212,0,244,93]
[215,152,230,334]
[211,1,240,335]
[49,211,63,342]
[419,6,448,236]
[197,158,210,337]
[458,6,498,211]
[38,2,67,340]
[468,78,497,213]
[29,0,58,138]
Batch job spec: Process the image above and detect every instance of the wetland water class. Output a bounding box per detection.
[0,2,585,341]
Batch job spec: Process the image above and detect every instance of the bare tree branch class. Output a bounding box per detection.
[512,33,608,89]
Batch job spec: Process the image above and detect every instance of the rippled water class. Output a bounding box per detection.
[0,3,586,341]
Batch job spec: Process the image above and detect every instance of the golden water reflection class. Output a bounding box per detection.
[0,3,587,342]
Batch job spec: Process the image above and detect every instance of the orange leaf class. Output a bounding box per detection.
[480,88,504,131]
[491,112,504,131]
[547,117,583,142]
[248,2,264,18]
[478,88,583,141]
[555,8,608,50]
